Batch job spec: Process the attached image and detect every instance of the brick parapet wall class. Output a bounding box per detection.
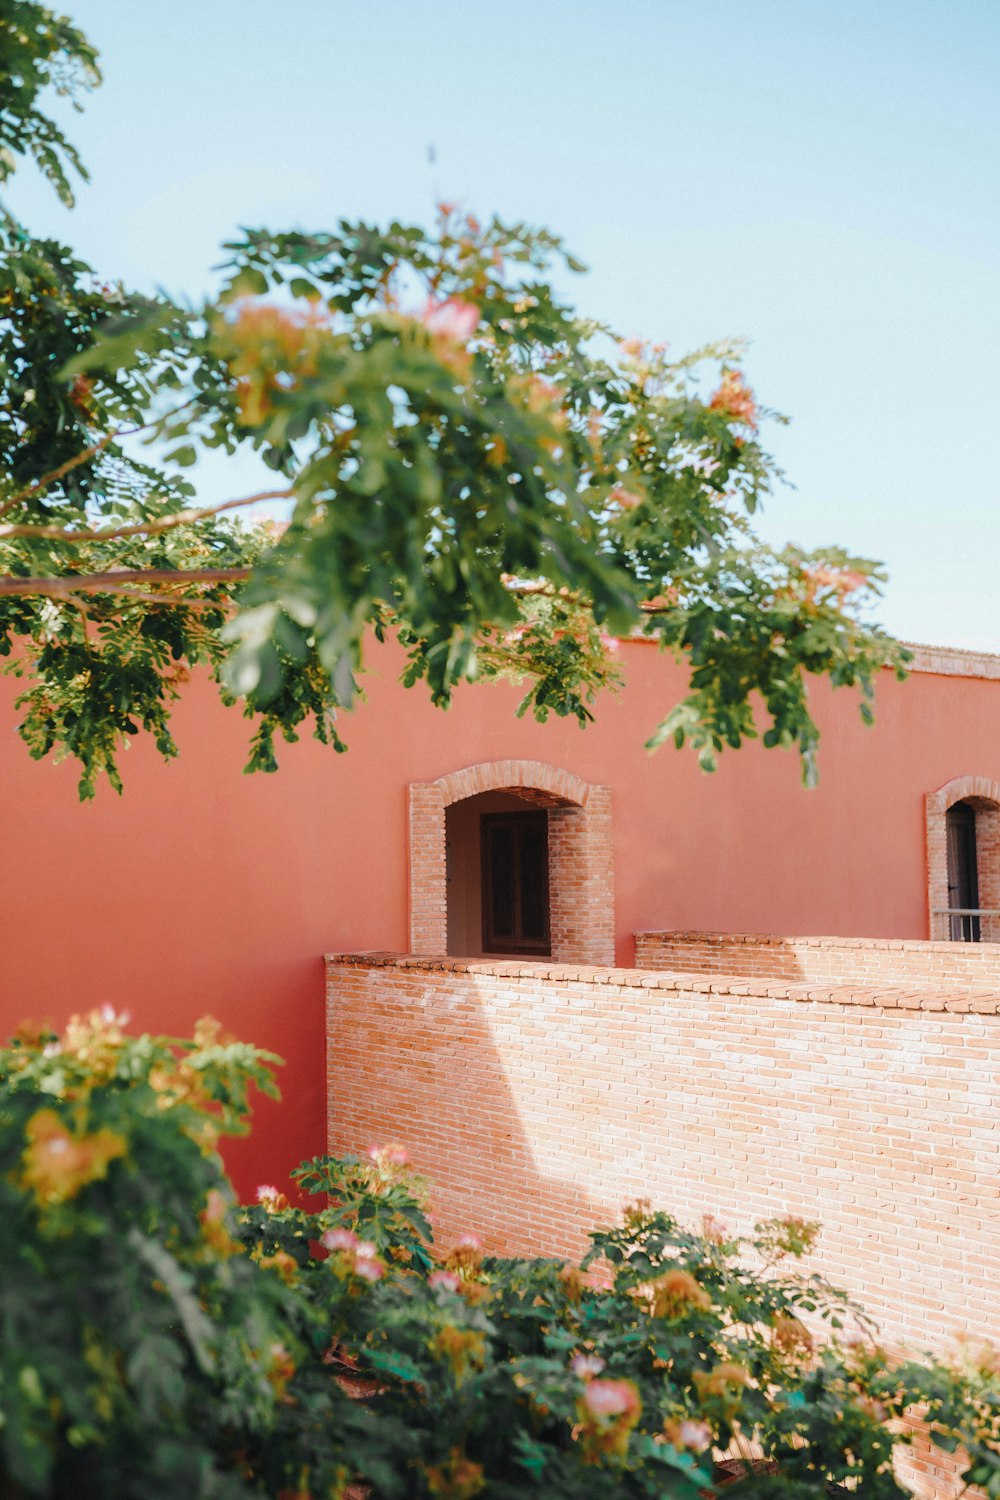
[619,635,1000,681]
[902,641,1000,680]
[635,929,1000,991]
[331,947,1000,1010]
[326,952,1000,1363]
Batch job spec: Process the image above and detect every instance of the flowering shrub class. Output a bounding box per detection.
[1,1015,998,1497]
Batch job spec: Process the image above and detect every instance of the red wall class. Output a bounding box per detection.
[2,637,999,1198]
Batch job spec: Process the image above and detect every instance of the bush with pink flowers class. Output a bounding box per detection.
[1,1014,998,1498]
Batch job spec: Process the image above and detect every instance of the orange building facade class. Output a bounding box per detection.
[2,634,999,1199]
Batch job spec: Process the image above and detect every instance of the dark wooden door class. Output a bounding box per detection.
[946,801,980,941]
[481,811,551,955]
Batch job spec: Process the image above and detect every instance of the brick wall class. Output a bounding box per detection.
[326,952,999,1360]
[547,790,614,965]
[904,641,1000,680]
[634,929,1000,988]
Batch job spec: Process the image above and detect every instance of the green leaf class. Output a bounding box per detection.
[226,266,269,298]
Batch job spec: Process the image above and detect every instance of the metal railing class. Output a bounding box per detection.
[931,908,1000,943]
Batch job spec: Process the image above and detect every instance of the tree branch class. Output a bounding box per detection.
[0,397,202,519]
[90,589,230,611]
[0,487,293,543]
[0,430,119,518]
[0,567,252,598]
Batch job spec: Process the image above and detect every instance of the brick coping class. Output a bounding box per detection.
[900,641,1000,680]
[324,952,1000,1014]
[617,634,1000,680]
[634,929,995,957]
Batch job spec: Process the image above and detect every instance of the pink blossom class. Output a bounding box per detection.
[354,1240,378,1259]
[609,484,642,511]
[571,1353,606,1379]
[709,369,758,430]
[455,1233,482,1251]
[599,632,620,655]
[100,1004,132,1027]
[582,1379,641,1418]
[256,1184,280,1204]
[368,1142,410,1167]
[421,297,479,343]
[321,1227,360,1252]
[677,1419,711,1450]
[429,1270,461,1292]
[804,565,869,598]
[645,589,678,611]
[354,1256,385,1282]
[203,1189,228,1224]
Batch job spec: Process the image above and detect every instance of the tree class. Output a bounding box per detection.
[0,2,906,798]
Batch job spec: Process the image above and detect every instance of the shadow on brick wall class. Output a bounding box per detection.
[326,960,624,1260]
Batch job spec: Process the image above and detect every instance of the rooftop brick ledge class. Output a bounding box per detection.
[634,929,994,956]
[901,641,1000,680]
[620,634,1000,679]
[324,952,1000,1014]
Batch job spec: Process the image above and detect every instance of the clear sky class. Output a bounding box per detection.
[8,0,1000,649]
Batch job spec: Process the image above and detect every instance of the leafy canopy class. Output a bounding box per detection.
[0,2,907,797]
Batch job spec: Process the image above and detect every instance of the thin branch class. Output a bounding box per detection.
[0,566,252,598]
[500,579,675,615]
[0,430,120,519]
[93,589,229,612]
[0,487,293,543]
[0,396,201,519]
[502,579,669,612]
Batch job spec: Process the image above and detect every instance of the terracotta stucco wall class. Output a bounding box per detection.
[4,636,1000,1195]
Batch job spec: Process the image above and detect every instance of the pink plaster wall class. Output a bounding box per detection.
[2,636,998,1197]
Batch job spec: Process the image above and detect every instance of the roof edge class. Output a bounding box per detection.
[900,641,1000,680]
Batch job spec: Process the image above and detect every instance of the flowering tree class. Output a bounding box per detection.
[1,2,906,797]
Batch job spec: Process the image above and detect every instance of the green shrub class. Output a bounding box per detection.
[1,1013,997,1498]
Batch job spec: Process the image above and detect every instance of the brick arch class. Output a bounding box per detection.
[926,775,1000,940]
[432,759,591,811]
[409,760,614,963]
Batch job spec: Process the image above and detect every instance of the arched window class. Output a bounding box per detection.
[927,777,1000,942]
[410,760,615,965]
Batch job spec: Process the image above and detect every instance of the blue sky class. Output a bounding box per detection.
[9,0,1000,648]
